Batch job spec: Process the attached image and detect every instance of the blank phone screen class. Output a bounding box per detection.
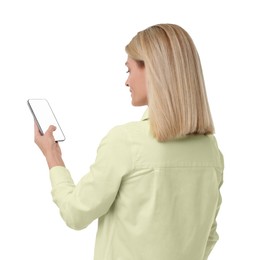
[27,99,65,142]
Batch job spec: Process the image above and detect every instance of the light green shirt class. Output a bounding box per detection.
[50,110,224,260]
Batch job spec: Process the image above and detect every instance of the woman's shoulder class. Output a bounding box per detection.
[106,109,149,138]
[107,120,147,138]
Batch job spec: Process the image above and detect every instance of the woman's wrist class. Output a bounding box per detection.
[45,152,65,169]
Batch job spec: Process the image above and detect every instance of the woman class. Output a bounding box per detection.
[34,23,224,260]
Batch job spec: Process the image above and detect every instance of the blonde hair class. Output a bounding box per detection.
[125,23,215,142]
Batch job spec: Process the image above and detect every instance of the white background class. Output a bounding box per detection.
[1,0,264,259]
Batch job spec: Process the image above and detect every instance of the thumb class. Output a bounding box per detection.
[46,125,57,135]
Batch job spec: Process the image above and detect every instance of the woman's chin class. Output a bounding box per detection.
[131,99,147,107]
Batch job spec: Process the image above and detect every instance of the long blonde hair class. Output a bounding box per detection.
[125,23,214,142]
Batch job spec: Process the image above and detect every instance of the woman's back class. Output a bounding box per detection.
[93,112,223,260]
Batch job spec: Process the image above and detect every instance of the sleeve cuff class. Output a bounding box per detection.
[49,166,74,188]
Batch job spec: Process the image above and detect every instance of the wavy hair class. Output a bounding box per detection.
[125,23,214,142]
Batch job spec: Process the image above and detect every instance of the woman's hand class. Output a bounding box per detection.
[34,123,65,169]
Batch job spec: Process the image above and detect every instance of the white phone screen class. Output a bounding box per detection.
[27,99,65,142]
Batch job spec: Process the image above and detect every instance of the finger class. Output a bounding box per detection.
[46,125,57,134]
[34,122,41,136]
[45,125,57,141]
[34,122,43,144]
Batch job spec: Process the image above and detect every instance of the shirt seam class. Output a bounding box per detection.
[121,125,136,172]
[133,164,223,169]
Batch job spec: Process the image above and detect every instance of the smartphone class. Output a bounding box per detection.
[27,99,66,142]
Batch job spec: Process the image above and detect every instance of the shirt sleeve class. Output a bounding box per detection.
[203,151,224,260]
[202,205,220,260]
[49,125,133,230]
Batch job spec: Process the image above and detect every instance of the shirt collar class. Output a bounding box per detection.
[141,108,149,121]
